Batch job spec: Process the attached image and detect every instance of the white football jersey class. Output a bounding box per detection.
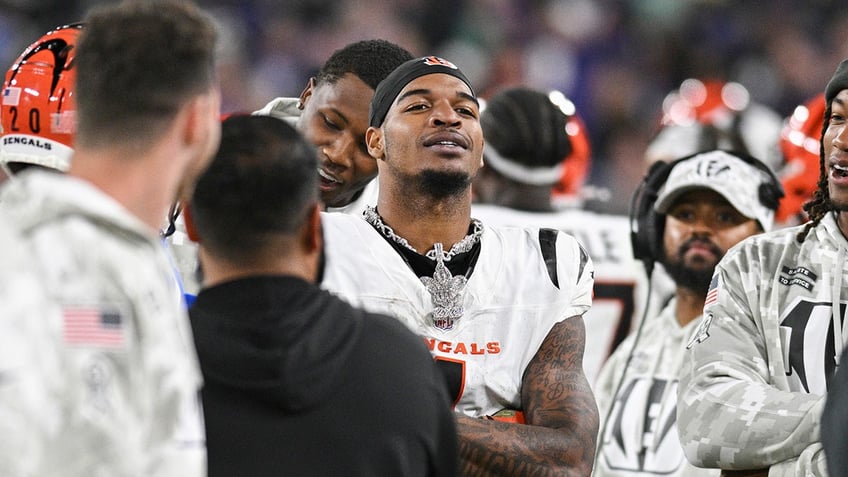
[471,204,659,386]
[320,212,593,417]
[592,298,718,477]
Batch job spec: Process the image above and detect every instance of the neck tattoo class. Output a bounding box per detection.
[364,206,483,330]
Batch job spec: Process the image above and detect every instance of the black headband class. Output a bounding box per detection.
[368,56,475,127]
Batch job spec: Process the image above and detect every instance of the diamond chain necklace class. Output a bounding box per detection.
[364,206,482,330]
[363,206,482,262]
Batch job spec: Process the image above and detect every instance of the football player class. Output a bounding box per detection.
[321,56,598,475]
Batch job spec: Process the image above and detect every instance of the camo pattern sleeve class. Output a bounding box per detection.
[677,222,836,474]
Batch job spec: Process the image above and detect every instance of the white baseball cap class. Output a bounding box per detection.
[654,150,777,232]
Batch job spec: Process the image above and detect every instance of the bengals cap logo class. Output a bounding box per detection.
[422,56,458,69]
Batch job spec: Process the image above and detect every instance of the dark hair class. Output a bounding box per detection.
[797,115,831,242]
[316,39,413,90]
[797,59,848,242]
[190,115,319,261]
[481,87,573,169]
[75,0,218,148]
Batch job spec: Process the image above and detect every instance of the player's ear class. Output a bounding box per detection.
[301,202,322,253]
[366,127,385,160]
[478,138,485,168]
[298,77,316,110]
[183,89,220,152]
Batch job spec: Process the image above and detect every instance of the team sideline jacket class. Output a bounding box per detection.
[0,170,205,476]
[677,213,848,476]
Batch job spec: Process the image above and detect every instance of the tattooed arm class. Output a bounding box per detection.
[457,316,599,477]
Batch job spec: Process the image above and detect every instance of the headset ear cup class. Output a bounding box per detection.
[646,207,664,261]
[630,160,671,263]
[629,176,650,261]
[759,182,782,211]
[630,187,653,261]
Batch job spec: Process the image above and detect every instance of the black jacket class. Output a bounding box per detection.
[190,275,458,476]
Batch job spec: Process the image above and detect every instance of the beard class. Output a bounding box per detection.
[660,237,723,294]
[402,169,472,200]
[828,196,848,212]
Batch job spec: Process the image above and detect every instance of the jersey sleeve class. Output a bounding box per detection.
[555,230,594,320]
[677,245,824,471]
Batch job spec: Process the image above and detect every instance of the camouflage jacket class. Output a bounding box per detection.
[676,214,848,476]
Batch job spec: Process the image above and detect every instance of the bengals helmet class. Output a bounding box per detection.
[645,78,784,173]
[478,87,592,208]
[776,93,825,225]
[1,23,83,174]
[658,78,751,127]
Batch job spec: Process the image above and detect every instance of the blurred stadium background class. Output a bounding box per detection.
[2,0,844,213]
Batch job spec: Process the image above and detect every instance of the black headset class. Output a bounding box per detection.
[629,149,784,275]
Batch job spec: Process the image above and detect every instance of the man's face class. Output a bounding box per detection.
[298,74,376,208]
[367,73,484,199]
[824,89,848,211]
[662,189,761,293]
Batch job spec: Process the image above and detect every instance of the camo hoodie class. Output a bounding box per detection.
[677,213,848,476]
[0,169,205,477]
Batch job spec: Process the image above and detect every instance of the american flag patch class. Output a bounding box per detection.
[63,306,125,348]
[2,87,20,106]
[51,111,76,134]
[704,274,720,307]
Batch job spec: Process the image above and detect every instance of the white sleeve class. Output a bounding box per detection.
[556,231,594,320]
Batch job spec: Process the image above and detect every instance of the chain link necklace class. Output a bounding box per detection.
[364,206,483,261]
[364,206,483,330]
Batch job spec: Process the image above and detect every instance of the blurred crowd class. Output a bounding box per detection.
[2,0,845,213]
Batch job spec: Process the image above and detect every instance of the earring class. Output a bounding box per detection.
[296,100,304,110]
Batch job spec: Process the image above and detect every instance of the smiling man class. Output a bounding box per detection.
[319,56,599,476]
[594,150,780,477]
[676,60,848,476]
[254,39,413,214]
[162,40,413,300]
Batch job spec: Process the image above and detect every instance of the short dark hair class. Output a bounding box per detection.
[190,115,319,262]
[316,39,413,90]
[75,0,218,149]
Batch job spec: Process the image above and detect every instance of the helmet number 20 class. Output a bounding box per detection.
[7,106,41,134]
